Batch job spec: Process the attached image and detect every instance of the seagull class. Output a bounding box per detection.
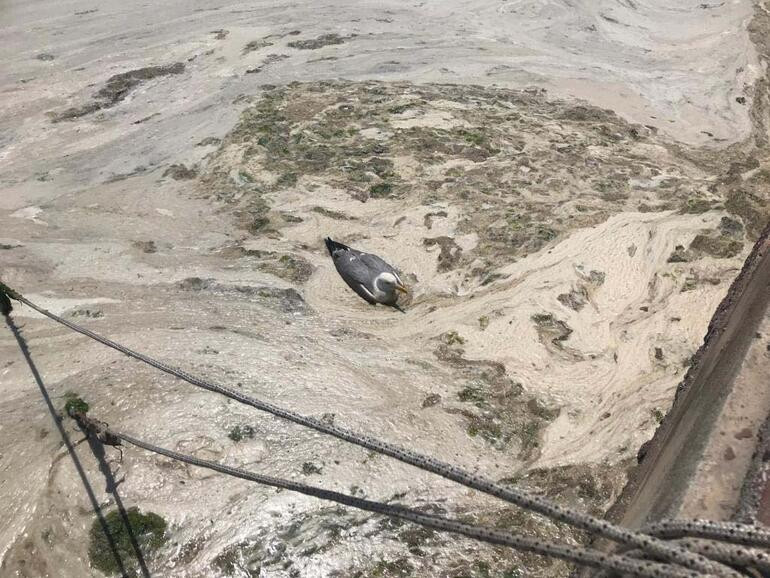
[324,237,408,310]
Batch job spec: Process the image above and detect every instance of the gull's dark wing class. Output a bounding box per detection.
[358,252,401,281]
[333,251,379,304]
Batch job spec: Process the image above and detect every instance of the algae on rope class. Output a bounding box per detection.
[63,392,89,416]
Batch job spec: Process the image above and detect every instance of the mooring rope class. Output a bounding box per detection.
[642,519,770,548]
[1,282,761,576]
[595,537,770,578]
[671,539,770,574]
[68,411,706,578]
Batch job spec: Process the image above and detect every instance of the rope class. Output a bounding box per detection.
[70,412,707,578]
[642,519,770,548]
[593,520,770,577]
[0,283,757,576]
[595,538,770,578]
[673,539,770,574]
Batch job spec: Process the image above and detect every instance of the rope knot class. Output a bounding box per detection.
[70,409,122,447]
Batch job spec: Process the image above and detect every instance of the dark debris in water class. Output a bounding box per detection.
[163,164,198,180]
[433,339,557,459]
[689,231,743,259]
[177,277,310,314]
[228,424,256,442]
[50,62,185,122]
[288,33,348,50]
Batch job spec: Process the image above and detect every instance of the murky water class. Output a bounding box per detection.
[0,0,765,576]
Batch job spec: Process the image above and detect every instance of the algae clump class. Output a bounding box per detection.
[89,507,167,576]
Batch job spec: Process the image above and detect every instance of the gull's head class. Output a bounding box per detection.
[378,272,408,294]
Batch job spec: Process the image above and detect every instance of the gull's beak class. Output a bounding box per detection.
[396,283,408,294]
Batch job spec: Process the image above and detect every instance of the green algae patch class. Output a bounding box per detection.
[434,340,557,458]
[201,80,719,277]
[228,424,256,442]
[689,232,743,259]
[89,508,167,576]
[63,392,89,416]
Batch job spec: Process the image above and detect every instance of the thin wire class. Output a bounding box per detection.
[0,285,744,576]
